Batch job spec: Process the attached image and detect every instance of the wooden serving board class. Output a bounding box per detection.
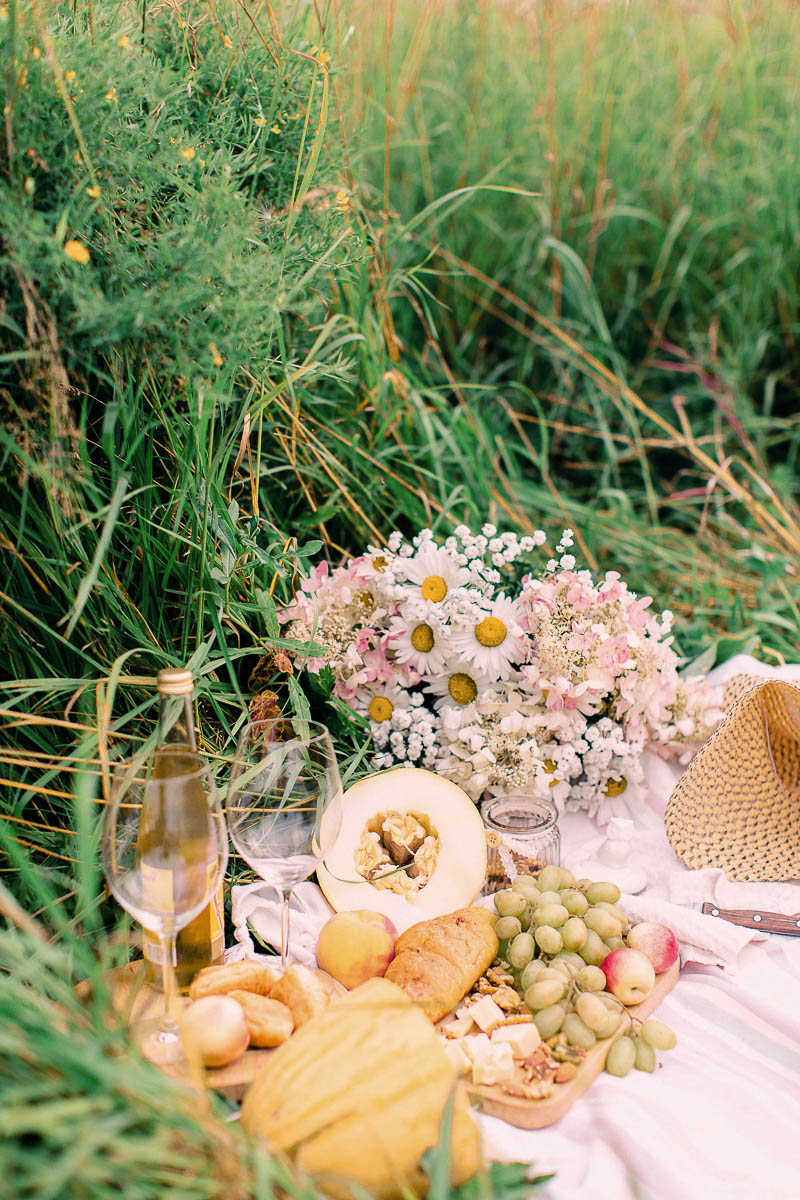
[468,959,680,1129]
[101,962,344,1101]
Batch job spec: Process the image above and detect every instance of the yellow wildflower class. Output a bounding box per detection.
[23,176,34,195]
[254,116,266,127]
[270,124,280,134]
[64,239,90,265]
[208,342,223,367]
[222,33,232,49]
[86,185,100,198]
[334,189,351,213]
[105,86,117,102]
[73,152,81,163]
[180,145,196,161]
[117,35,130,47]
[65,69,76,83]
[32,46,41,59]
[318,49,330,65]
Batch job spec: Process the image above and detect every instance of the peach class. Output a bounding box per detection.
[627,921,679,974]
[600,947,656,1006]
[316,909,397,989]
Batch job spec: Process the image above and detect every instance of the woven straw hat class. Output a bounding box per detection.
[665,675,800,881]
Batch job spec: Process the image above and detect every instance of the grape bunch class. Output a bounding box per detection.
[492,866,677,1078]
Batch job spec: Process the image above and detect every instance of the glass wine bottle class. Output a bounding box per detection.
[142,668,225,990]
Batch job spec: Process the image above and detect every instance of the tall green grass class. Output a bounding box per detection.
[2,2,799,1195]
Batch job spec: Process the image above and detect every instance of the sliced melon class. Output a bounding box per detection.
[318,768,487,933]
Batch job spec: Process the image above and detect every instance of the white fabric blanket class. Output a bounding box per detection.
[229,655,800,1200]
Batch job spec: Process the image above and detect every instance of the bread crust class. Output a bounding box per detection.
[386,907,499,1021]
[228,990,294,1047]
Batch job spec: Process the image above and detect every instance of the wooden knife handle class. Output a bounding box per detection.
[701,903,800,935]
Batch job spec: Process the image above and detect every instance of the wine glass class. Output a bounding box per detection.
[102,748,228,1064]
[225,718,343,966]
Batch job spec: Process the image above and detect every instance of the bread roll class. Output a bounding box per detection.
[228,991,294,1047]
[188,960,280,1001]
[385,907,499,1022]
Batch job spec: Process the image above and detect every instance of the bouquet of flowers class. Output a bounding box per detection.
[280,525,723,822]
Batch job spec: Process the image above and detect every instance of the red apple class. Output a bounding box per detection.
[600,947,656,1006]
[316,909,397,989]
[627,921,679,974]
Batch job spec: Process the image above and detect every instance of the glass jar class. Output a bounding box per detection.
[481,795,561,892]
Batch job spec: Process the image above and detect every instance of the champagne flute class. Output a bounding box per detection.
[102,748,228,1064]
[225,718,343,966]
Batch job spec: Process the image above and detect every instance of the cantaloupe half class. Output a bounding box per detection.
[317,768,487,933]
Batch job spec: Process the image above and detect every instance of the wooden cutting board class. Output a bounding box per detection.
[102,961,344,1101]
[468,959,680,1128]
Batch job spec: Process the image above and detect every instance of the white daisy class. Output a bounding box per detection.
[425,661,495,709]
[350,680,413,727]
[396,543,471,604]
[387,615,450,676]
[449,594,529,679]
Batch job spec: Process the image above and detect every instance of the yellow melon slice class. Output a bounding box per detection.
[317,767,487,933]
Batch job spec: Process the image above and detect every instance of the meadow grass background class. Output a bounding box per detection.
[1,0,799,1195]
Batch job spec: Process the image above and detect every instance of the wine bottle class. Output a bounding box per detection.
[142,668,225,990]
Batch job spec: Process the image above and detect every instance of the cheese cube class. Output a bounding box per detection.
[467,994,505,1033]
[441,1039,471,1075]
[471,1040,516,1086]
[443,1015,475,1039]
[460,1033,492,1063]
[491,1023,542,1058]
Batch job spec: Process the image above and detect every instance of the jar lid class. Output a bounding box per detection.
[156,667,194,696]
[482,794,558,835]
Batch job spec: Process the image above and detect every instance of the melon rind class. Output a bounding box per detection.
[317,767,487,933]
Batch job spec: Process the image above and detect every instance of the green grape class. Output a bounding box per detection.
[508,932,536,969]
[535,926,564,956]
[537,865,562,893]
[593,900,627,926]
[595,1008,625,1040]
[584,908,622,939]
[575,992,610,1033]
[548,959,573,981]
[534,890,563,907]
[511,875,541,900]
[585,881,622,905]
[518,907,533,931]
[524,979,566,1010]
[520,959,547,991]
[557,867,577,889]
[562,917,588,951]
[553,951,586,971]
[605,1036,636,1076]
[494,916,523,941]
[576,878,594,891]
[640,1019,677,1050]
[576,965,606,992]
[598,992,623,1010]
[533,903,569,929]
[578,929,607,966]
[564,1013,596,1050]
[603,936,625,952]
[635,1038,657,1073]
[534,1003,567,1040]
[536,967,567,984]
[561,890,589,917]
[551,959,579,979]
[494,890,527,918]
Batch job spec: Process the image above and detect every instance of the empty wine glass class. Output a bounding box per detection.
[102,749,228,1064]
[225,718,343,965]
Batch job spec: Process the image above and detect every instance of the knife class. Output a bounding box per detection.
[701,903,800,935]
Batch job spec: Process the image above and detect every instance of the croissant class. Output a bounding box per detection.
[384,906,499,1022]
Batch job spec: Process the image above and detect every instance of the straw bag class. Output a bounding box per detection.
[664,675,800,881]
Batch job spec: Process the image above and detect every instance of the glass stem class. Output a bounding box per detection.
[160,930,179,1034]
[279,888,292,969]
